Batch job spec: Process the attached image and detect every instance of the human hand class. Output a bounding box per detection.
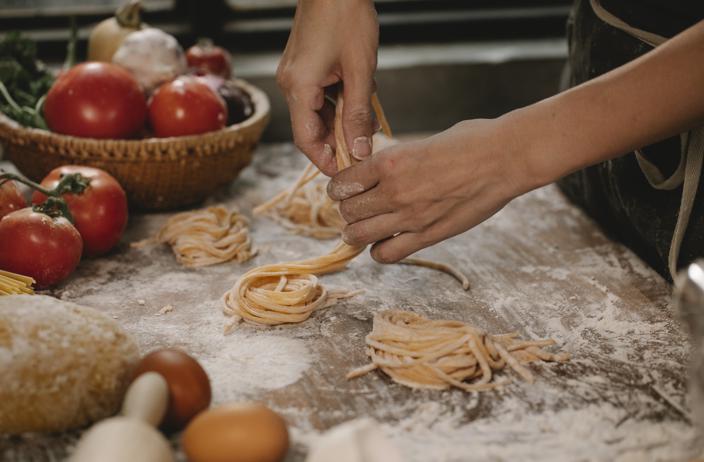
[277,0,379,176]
[327,118,540,262]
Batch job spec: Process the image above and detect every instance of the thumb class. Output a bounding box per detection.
[342,75,375,161]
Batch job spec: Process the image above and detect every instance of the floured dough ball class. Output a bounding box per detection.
[0,295,140,434]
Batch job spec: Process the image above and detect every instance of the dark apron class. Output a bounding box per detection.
[558,0,704,281]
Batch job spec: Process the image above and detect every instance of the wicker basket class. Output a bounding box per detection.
[0,79,270,211]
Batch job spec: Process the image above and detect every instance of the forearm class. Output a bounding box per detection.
[507,19,704,191]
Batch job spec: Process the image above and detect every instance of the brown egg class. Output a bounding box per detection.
[182,402,289,462]
[132,349,211,432]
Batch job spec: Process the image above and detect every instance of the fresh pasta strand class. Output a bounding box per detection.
[400,258,471,291]
[0,269,35,295]
[347,310,570,391]
[135,205,255,268]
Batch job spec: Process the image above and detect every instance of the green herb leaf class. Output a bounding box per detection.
[0,31,54,128]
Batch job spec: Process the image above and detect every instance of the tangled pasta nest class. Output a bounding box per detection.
[254,133,399,239]
[254,163,345,239]
[347,310,570,391]
[222,241,364,329]
[136,205,255,268]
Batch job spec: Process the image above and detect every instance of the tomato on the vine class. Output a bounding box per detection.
[148,76,227,138]
[32,166,128,257]
[186,39,232,78]
[44,62,147,139]
[0,208,82,288]
[0,180,25,220]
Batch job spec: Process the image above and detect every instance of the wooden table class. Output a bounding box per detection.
[0,142,699,461]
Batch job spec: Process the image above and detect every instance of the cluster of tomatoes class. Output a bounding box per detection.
[43,42,236,139]
[0,166,128,288]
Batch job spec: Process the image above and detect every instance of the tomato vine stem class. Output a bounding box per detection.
[0,170,91,223]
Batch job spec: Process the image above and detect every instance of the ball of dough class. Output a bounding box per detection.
[0,295,140,433]
[182,402,289,462]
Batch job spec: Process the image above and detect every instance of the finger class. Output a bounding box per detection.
[370,229,441,264]
[342,73,375,161]
[318,97,337,149]
[338,186,394,224]
[341,212,403,247]
[327,158,379,201]
[288,86,337,176]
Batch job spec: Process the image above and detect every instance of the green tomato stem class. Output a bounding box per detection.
[32,196,75,223]
[0,170,88,223]
[0,171,56,197]
[0,171,90,197]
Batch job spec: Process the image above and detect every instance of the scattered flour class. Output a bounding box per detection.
[382,401,701,462]
[202,333,312,402]
[1,148,701,461]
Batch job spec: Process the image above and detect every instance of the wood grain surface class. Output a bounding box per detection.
[0,142,698,461]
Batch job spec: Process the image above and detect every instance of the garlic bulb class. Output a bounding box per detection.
[112,28,187,94]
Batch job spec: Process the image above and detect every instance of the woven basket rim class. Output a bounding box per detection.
[0,78,270,151]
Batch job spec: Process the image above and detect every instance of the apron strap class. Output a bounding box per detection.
[634,139,687,191]
[590,0,703,280]
[669,130,704,278]
[589,0,668,46]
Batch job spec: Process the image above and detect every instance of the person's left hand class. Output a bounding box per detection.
[327,118,538,263]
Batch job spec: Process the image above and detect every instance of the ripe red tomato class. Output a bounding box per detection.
[149,76,227,138]
[0,208,82,288]
[0,180,25,220]
[186,39,232,78]
[44,62,147,139]
[32,166,128,257]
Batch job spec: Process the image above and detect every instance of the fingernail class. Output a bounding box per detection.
[352,137,372,160]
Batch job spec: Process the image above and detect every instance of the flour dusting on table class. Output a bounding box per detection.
[0,146,700,461]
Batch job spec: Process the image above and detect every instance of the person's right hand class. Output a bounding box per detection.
[276,0,379,176]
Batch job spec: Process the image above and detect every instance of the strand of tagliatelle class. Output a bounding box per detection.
[222,92,468,331]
